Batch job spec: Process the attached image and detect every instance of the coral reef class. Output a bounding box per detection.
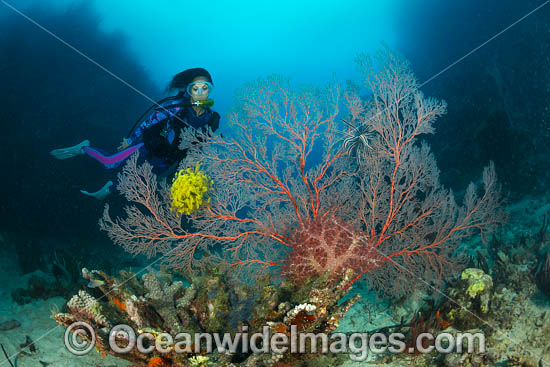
[338,197,550,367]
[142,272,184,332]
[413,200,550,366]
[54,266,359,366]
[67,290,111,328]
[440,268,493,330]
[188,355,211,366]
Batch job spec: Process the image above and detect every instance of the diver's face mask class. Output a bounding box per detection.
[186,81,212,100]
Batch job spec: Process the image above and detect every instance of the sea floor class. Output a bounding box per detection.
[0,247,128,367]
[338,193,550,366]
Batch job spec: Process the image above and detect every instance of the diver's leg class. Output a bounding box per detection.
[49,140,90,159]
[82,143,144,169]
[79,181,113,200]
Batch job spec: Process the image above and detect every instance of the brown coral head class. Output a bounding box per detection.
[291,310,316,330]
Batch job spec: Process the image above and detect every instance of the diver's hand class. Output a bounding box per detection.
[118,138,130,151]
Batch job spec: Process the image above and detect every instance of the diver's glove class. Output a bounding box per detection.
[49,140,90,159]
[80,181,113,200]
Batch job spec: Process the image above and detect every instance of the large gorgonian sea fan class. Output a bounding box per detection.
[100,48,506,295]
[334,47,506,295]
[100,74,352,278]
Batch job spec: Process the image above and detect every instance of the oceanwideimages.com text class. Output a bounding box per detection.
[65,322,486,362]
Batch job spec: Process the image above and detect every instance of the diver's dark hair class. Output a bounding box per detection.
[168,67,213,91]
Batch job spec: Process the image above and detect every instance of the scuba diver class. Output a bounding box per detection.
[50,67,220,200]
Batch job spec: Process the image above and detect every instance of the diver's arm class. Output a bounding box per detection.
[125,108,171,146]
[122,96,185,150]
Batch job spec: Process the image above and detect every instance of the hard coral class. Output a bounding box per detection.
[55,266,359,367]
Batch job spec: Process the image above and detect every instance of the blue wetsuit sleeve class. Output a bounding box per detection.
[127,108,171,145]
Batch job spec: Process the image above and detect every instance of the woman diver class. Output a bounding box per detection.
[49,67,220,199]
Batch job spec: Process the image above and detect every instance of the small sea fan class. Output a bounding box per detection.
[170,164,213,215]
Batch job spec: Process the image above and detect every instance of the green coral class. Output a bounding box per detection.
[444,268,495,329]
[461,268,493,298]
[189,355,210,366]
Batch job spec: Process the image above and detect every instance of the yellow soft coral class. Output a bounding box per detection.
[189,356,211,367]
[170,164,213,215]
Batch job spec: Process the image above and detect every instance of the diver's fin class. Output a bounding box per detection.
[50,140,90,160]
[80,181,113,200]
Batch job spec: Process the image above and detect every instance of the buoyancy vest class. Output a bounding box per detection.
[142,105,220,164]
